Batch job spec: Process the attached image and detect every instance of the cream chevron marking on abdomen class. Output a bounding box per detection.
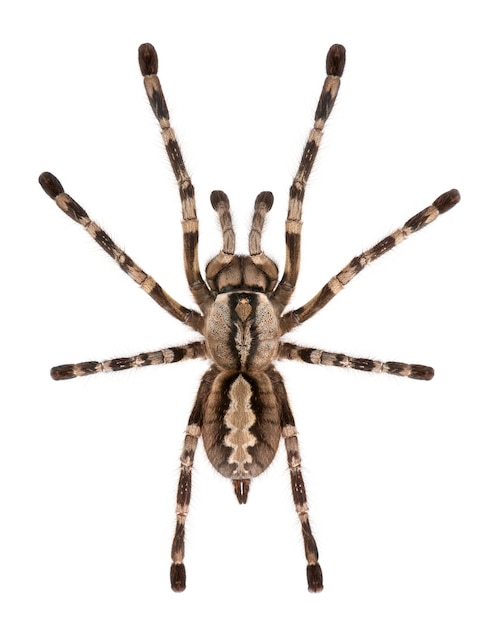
[223,375,257,475]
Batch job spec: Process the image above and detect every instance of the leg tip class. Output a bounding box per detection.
[138,42,158,76]
[326,44,346,77]
[410,364,435,381]
[434,189,460,213]
[170,563,186,592]
[39,172,63,199]
[307,563,323,592]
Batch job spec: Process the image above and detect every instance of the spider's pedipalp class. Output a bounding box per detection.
[211,190,235,255]
[249,191,273,256]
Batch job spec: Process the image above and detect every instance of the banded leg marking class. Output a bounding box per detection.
[171,423,200,592]
[273,44,346,309]
[170,366,215,592]
[281,188,460,333]
[283,425,322,592]
[51,341,206,381]
[279,342,434,381]
[39,172,203,332]
[268,367,323,592]
[138,43,212,311]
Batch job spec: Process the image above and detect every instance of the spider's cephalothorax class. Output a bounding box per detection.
[39,42,460,593]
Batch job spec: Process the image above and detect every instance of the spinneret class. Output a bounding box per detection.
[40,42,459,593]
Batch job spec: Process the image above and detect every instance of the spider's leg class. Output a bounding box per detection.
[39,172,203,332]
[278,342,434,380]
[50,341,206,381]
[281,189,460,333]
[170,367,215,592]
[138,43,213,313]
[272,44,345,310]
[268,367,323,593]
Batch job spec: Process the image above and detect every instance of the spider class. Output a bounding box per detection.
[39,42,460,593]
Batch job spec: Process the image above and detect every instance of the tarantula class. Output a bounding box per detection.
[39,42,459,592]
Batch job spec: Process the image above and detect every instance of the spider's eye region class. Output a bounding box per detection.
[235,298,253,322]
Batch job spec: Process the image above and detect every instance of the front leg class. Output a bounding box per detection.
[138,44,213,313]
[272,44,346,310]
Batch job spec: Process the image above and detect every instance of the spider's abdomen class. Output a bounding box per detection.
[202,370,281,479]
[205,291,280,371]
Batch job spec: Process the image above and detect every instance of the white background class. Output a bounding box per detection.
[1,1,492,624]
